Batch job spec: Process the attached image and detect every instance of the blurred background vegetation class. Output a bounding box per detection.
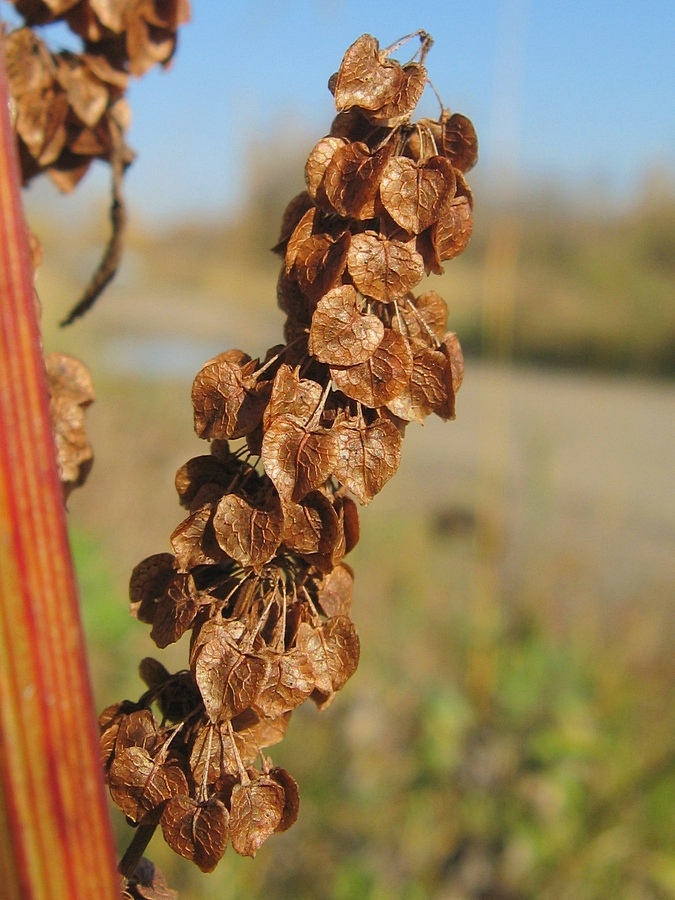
[29,147,675,898]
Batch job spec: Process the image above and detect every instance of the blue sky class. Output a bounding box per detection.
[6,0,675,221]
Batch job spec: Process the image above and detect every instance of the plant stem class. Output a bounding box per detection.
[118,823,158,880]
[0,39,119,900]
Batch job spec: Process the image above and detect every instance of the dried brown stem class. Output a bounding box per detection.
[60,118,127,326]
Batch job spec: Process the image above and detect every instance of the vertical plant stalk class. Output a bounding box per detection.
[0,42,119,900]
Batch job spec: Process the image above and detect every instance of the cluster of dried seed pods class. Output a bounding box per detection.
[102,31,477,873]
[5,1,190,323]
[5,0,189,189]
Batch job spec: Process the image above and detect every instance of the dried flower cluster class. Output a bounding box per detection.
[5,0,191,323]
[5,0,189,190]
[100,31,477,873]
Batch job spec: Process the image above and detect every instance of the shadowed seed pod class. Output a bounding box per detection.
[101,30,477,871]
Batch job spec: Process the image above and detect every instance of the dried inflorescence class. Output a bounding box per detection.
[101,31,478,873]
[5,1,191,323]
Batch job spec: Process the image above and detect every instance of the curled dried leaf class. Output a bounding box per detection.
[192,351,270,441]
[267,767,300,833]
[439,111,478,172]
[386,346,457,423]
[363,62,427,127]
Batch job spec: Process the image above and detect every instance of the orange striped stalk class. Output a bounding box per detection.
[0,41,120,900]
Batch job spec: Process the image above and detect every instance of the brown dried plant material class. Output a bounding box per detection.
[45,352,95,497]
[304,135,346,206]
[97,28,476,874]
[14,0,192,76]
[263,364,324,428]
[386,346,458,423]
[293,230,351,304]
[347,232,424,303]
[188,719,260,786]
[262,415,337,504]
[333,34,404,114]
[267,766,300,833]
[431,194,474,264]
[330,328,413,408]
[333,414,403,504]
[321,140,394,218]
[439,111,479,173]
[160,796,229,872]
[212,492,284,570]
[273,191,315,255]
[442,330,465,393]
[365,62,427,126]
[108,747,189,823]
[392,291,448,350]
[316,564,354,618]
[295,616,360,709]
[229,776,285,857]
[280,491,340,562]
[191,620,267,723]
[192,350,272,441]
[380,155,457,234]
[308,284,384,365]
[254,648,315,718]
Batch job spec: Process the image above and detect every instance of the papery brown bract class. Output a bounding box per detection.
[262,416,337,503]
[191,620,267,723]
[330,328,413,407]
[108,747,189,824]
[212,492,284,570]
[380,155,457,234]
[333,415,403,503]
[347,232,425,303]
[308,284,385,365]
[160,795,229,873]
[229,777,285,857]
[333,34,403,114]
